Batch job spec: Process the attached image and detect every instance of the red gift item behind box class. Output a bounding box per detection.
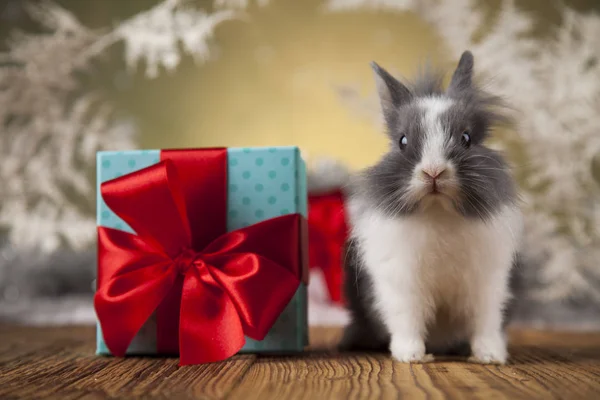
[308,190,349,304]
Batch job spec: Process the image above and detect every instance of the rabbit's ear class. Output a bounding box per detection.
[448,51,474,94]
[371,61,412,124]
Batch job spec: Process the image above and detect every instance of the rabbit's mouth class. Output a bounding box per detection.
[398,164,461,213]
[408,176,462,213]
[414,175,458,200]
[423,189,452,201]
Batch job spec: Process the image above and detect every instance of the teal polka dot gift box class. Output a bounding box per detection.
[95,147,308,364]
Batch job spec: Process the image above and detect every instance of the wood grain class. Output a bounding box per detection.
[0,325,255,400]
[1,325,600,399]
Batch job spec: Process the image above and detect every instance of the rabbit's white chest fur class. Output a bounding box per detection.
[348,197,522,360]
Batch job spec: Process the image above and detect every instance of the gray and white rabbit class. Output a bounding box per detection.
[340,51,523,364]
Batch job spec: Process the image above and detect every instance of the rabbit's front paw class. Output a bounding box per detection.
[469,334,507,365]
[390,335,434,363]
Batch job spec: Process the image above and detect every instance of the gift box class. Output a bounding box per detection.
[95,147,308,365]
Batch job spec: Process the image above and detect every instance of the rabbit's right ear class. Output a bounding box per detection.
[371,62,412,124]
[447,51,474,94]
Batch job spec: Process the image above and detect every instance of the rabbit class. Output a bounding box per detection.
[339,50,523,365]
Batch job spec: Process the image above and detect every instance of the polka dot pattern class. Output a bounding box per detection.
[96,147,308,355]
[226,146,307,353]
[96,150,160,234]
[226,146,306,232]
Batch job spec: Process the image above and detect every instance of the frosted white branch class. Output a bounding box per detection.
[214,0,271,9]
[0,0,238,252]
[117,0,238,78]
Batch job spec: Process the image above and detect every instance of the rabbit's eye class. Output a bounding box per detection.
[399,135,408,150]
[461,131,471,148]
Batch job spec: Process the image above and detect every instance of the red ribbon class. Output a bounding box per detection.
[308,190,348,304]
[94,149,304,365]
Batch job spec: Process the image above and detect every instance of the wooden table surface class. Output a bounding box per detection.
[2,325,600,399]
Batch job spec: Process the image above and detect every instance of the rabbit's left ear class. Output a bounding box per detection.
[448,51,474,94]
[371,61,412,126]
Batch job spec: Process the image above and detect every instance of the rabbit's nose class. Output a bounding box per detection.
[421,168,446,181]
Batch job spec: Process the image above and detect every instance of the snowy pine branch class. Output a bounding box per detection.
[115,0,237,78]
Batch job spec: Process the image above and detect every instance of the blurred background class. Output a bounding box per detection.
[1,0,600,330]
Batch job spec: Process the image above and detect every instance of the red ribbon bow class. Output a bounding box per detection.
[94,149,304,365]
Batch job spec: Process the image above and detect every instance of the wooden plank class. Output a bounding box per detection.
[228,327,600,399]
[0,325,256,400]
[227,353,556,399]
[2,325,600,399]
